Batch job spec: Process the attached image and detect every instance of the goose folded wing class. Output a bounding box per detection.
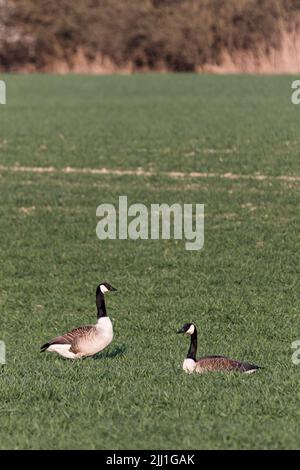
[41,325,93,350]
[196,356,258,372]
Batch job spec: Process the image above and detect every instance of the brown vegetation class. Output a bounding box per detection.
[1,0,300,73]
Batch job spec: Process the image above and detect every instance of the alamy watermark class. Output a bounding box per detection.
[291,340,300,365]
[96,196,204,251]
[0,341,5,364]
[0,80,6,104]
[291,80,300,104]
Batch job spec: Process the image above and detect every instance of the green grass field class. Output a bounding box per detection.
[0,74,299,450]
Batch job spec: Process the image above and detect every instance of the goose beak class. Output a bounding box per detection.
[110,286,117,292]
[176,327,185,334]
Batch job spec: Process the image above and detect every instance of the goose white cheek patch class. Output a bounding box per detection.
[186,324,195,335]
[100,285,109,294]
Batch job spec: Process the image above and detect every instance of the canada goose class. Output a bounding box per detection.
[177,323,261,374]
[40,282,117,359]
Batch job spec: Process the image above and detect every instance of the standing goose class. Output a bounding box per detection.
[177,323,261,374]
[40,282,117,359]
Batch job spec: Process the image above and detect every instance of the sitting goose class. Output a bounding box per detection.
[41,282,117,359]
[177,322,261,374]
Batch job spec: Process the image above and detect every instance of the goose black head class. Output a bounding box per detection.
[177,322,195,335]
[96,282,117,295]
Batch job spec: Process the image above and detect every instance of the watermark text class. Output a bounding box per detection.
[96,196,204,251]
[0,80,6,104]
[291,340,300,365]
[0,341,6,364]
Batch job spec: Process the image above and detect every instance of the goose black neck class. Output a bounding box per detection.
[96,291,107,319]
[187,327,197,361]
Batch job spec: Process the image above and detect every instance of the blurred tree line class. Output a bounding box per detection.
[0,0,300,71]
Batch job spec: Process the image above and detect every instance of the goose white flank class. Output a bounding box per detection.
[40,282,117,359]
[177,322,261,374]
